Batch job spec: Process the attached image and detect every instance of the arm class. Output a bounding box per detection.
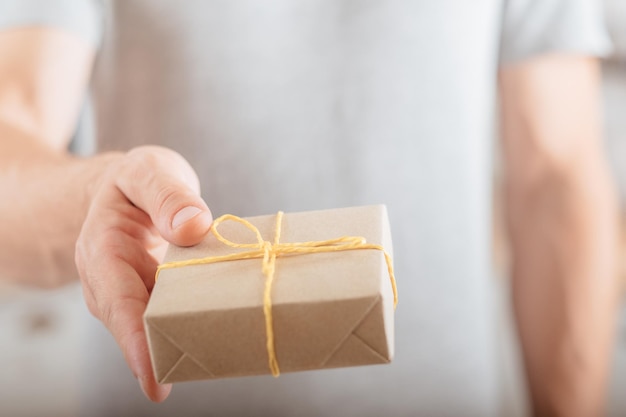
[500,55,619,417]
[0,27,112,286]
[0,28,212,401]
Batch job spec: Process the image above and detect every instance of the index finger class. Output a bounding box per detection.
[76,185,172,401]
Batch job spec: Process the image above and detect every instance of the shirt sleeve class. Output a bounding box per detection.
[0,0,102,47]
[500,0,612,64]
[606,0,626,60]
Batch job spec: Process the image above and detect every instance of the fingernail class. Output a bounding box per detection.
[172,206,203,229]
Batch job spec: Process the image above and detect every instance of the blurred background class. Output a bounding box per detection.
[599,1,626,415]
[2,1,626,416]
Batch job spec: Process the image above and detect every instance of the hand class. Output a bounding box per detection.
[75,146,213,402]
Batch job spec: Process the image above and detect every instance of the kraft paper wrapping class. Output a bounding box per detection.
[144,205,395,383]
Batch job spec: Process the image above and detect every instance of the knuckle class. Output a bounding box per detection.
[125,146,199,192]
[124,149,160,182]
[154,184,184,219]
[125,146,179,172]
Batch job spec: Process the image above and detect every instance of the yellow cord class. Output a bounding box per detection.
[155,211,398,377]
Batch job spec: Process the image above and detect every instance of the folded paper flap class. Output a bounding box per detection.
[145,319,186,382]
[145,321,215,383]
[147,294,388,376]
[318,295,389,367]
[163,353,213,383]
[271,295,383,370]
[148,305,269,378]
[323,334,390,369]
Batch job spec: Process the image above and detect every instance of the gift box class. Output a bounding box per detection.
[144,205,396,383]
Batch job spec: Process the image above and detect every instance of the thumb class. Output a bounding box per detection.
[170,205,213,244]
[114,146,213,246]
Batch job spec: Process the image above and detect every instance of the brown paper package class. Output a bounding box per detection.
[144,205,395,383]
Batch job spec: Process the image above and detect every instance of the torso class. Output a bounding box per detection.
[86,1,503,415]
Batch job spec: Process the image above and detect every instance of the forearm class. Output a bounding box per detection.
[506,159,619,416]
[500,55,620,416]
[0,122,122,286]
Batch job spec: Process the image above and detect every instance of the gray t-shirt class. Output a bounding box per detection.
[0,0,611,416]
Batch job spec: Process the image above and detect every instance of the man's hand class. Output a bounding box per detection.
[75,146,213,402]
[0,28,213,403]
